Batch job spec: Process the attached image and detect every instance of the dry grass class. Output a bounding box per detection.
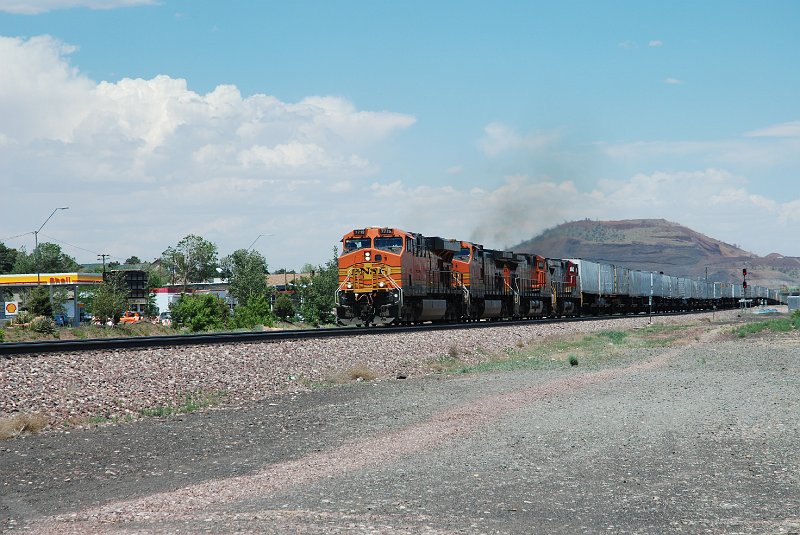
[347,365,377,381]
[0,413,49,440]
[323,365,378,385]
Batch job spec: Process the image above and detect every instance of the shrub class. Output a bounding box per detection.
[0,328,4,342]
[0,413,48,440]
[12,310,34,326]
[348,366,377,381]
[30,316,57,335]
[170,293,230,332]
[569,355,579,366]
[231,295,275,329]
[273,294,295,321]
[599,331,628,344]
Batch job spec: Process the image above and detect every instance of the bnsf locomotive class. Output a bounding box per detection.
[335,227,783,326]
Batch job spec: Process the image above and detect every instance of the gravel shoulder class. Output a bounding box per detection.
[2,311,799,533]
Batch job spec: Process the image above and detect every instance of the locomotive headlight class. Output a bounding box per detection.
[378,281,386,288]
[364,251,371,261]
[346,282,353,289]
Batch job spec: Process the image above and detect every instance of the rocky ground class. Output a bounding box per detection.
[2,311,743,430]
[1,310,799,533]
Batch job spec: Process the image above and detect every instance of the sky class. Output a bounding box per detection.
[1,1,799,271]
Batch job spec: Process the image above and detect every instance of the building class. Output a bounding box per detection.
[0,272,104,326]
[109,269,148,313]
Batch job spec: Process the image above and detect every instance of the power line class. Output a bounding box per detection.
[37,232,108,257]
[0,231,35,242]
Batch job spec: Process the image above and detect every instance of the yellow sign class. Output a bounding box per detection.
[0,272,104,287]
[5,302,17,315]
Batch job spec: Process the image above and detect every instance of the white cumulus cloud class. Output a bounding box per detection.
[0,34,416,268]
[479,122,560,156]
[744,120,800,138]
[0,0,154,14]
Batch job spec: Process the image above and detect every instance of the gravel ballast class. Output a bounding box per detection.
[2,311,741,428]
[1,309,799,533]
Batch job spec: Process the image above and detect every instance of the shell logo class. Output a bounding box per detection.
[5,302,17,314]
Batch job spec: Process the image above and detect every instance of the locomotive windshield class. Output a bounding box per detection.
[342,237,371,254]
[374,236,403,253]
[454,247,471,262]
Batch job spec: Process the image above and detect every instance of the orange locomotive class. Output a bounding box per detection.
[336,227,578,326]
[336,227,462,326]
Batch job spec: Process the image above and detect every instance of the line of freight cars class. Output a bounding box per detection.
[335,227,784,326]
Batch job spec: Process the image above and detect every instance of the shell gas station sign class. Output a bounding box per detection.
[0,272,104,287]
[0,273,104,325]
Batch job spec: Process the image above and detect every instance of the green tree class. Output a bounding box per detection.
[91,272,129,325]
[125,255,142,265]
[161,235,218,292]
[273,294,295,321]
[147,269,165,290]
[298,249,339,326]
[19,285,69,319]
[0,242,18,274]
[231,294,275,329]
[170,293,229,332]
[24,286,53,317]
[220,249,270,306]
[12,243,80,274]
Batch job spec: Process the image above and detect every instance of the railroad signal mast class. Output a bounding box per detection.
[742,268,748,290]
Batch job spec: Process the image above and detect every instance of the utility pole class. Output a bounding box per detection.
[98,254,109,277]
[34,206,69,285]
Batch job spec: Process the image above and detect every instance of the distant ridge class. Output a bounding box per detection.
[512,219,800,288]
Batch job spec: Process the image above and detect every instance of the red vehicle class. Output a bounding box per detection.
[119,311,142,324]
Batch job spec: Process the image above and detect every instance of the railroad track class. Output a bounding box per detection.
[0,309,723,357]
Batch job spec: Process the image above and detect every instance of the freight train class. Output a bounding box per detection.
[335,227,784,326]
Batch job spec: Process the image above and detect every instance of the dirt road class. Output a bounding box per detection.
[2,326,798,534]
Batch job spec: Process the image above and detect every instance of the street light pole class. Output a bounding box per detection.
[34,206,69,285]
[247,234,264,251]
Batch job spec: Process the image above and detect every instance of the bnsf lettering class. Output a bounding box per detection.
[352,267,387,276]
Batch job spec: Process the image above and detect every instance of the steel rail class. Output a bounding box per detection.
[0,310,716,357]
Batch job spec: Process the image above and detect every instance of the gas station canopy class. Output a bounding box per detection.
[0,272,104,288]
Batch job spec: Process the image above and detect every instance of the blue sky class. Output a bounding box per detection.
[1,1,799,270]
